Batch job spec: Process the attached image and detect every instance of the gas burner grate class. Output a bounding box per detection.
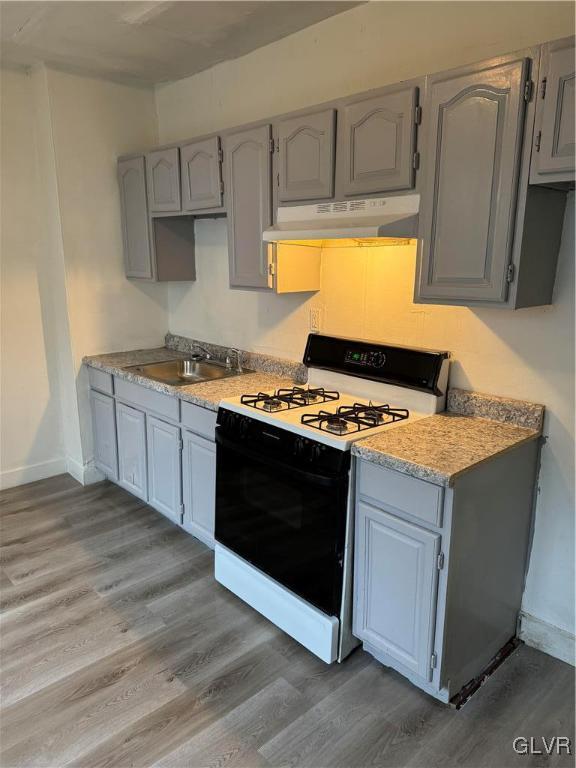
[241,387,339,412]
[301,402,409,435]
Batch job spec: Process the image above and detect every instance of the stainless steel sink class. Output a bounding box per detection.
[124,358,251,386]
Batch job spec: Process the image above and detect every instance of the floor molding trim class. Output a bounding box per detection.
[66,457,105,486]
[520,612,575,666]
[0,458,66,490]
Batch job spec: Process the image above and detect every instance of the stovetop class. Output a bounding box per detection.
[221,385,424,449]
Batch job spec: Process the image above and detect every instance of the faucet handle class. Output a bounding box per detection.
[225,347,242,371]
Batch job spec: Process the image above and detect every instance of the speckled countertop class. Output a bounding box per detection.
[352,412,541,487]
[83,346,301,411]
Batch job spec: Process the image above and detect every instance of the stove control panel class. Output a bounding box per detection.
[345,349,387,368]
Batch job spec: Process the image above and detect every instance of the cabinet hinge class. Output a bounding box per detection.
[535,129,542,153]
[178,438,184,452]
[179,503,184,518]
[269,138,275,153]
[412,151,420,170]
[220,180,225,194]
[276,172,280,187]
[506,263,515,284]
[540,77,547,100]
[414,105,422,125]
[437,552,445,570]
[524,79,534,103]
[218,147,224,163]
[430,652,438,670]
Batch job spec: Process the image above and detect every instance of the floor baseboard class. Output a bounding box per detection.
[0,458,67,490]
[66,458,105,486]
[520,612,575,666]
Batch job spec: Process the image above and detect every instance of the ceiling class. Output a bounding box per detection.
[0,1,361,85]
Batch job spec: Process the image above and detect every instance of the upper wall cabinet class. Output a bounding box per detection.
[181,136,224,211]
[276,108,336,202]
[531,36,575,185]
[416,57,528,304]
[146,148,181,212]
[224,124,273,289]
[339,85,419,196]
[117,156,154,279]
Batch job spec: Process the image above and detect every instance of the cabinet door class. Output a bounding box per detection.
[147,416,182,523]
[339,86,418,196]
[416,58,528,303]
[182,430,216,547]
[90,391,118,481]
[146,148,181,212]
[354,500,440,680]
[117,157,153,279]
[181,136,223,211]
[277,108,335,202]
[532,37,575,182]
[116,402,147,501]
[224,124,273,289]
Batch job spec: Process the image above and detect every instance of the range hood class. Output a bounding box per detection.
[263,194,419,246]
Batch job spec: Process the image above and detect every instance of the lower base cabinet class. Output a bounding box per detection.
[90,390,118,481]
[182,430,216,547]
[89,373,217,547]
[147,415,182,523]
[354,500,441,681]
[116,402,148,502]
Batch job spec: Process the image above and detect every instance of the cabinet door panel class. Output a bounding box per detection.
[181,137,223,211]
[90,391,118,481]
[116,402,147,502]
[224,125,272,288]
[277,109,335,201]
[354,501,440,680]
[147,416,182,523]
[182,431,216,547]
[340,86,418,195]
[536,38,575,177]
[146,148,181,212]
[117,157,153,279]
[417,58,527,303]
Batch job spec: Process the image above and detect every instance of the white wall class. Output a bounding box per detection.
[1,65,167,487]
[156,1,575,660]
[0,69,65,488]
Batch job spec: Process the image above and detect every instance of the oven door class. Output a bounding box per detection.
[215,429,350,616]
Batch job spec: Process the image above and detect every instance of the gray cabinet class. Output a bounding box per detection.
[416,57,528,304]
[276,108,335,202]
[339,86,418,196]
[146,148,181,212]
[90,390,118,481]
[117,157,154,279]
[116,402,148,501]
[531,36,575,184]
[181,137,223,211]
[224,124,273,288]
[182,430,216,547]
[147,416,182,523]
[354,499,440,680]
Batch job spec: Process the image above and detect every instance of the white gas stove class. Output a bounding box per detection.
[214,334,450,665]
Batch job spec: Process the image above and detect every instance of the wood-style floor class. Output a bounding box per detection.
[1,476,574,768]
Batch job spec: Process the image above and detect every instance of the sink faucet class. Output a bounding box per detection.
[225,348,242,371]
[190,343,211,360]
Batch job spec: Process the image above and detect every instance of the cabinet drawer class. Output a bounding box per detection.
[181,401,217,441]
[358,461,444,527]
[114,377,179,422]
[88,367,114,395]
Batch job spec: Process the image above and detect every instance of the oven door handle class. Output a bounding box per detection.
[215,431,346,488]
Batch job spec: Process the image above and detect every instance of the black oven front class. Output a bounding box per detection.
[214,408,351,616]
